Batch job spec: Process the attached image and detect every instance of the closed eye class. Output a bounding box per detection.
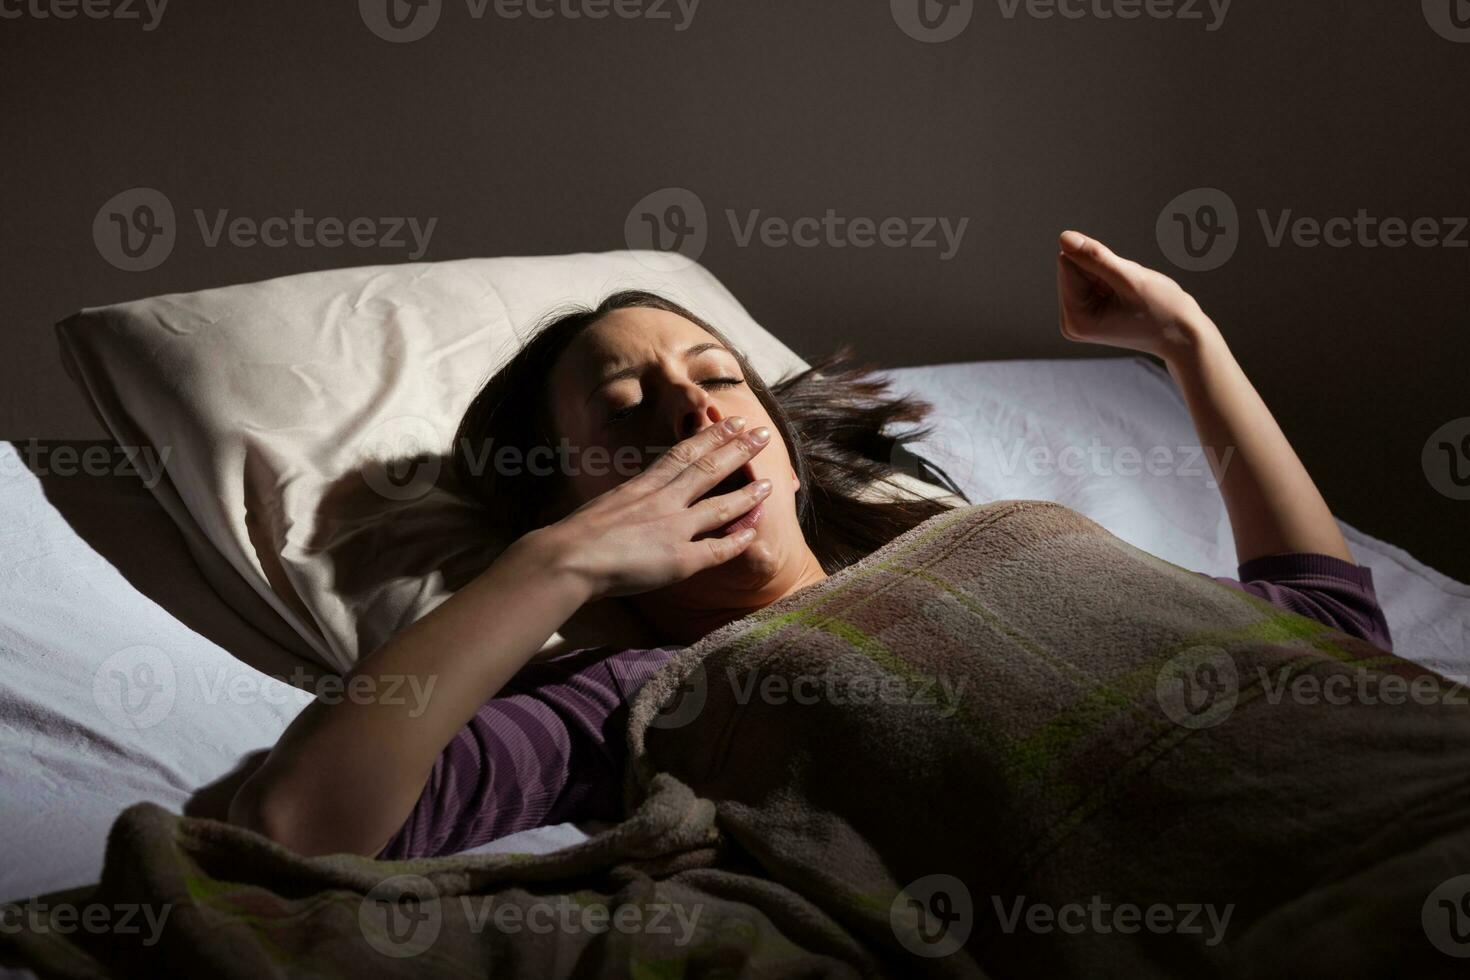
[607,378,745,425]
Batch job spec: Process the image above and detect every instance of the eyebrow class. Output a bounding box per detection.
[584,342,732,404]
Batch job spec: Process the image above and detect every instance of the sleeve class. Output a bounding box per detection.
[1211,553,1394,653]
[377,647,677,860]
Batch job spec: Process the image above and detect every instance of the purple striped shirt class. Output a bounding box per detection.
[378,553,1392,859]
[1210,553,1392,652]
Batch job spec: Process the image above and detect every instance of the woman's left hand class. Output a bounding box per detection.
[1055,230,1354,569]
[1055,230,1216,359]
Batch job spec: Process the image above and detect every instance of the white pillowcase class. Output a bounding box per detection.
[58,252,810,672]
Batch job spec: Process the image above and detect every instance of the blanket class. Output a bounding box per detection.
[6,500,1470,978]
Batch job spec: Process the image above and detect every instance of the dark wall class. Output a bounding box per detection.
[3,1,1467,578]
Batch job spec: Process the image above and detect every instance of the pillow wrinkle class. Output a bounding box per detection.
[241,440,322,644]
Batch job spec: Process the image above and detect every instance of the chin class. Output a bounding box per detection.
[687,533,785,597]
[731,536,783,583]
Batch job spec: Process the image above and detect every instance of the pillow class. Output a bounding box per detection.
[58,252,810,673]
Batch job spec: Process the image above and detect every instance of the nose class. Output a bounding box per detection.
[675,386,724,441]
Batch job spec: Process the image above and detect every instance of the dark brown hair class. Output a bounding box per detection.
[452,291,967,574]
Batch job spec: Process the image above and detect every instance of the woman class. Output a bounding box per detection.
[230,232,1392,858]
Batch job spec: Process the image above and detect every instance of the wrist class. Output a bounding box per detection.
[514,523,600,606]
[1158,311,1225,372]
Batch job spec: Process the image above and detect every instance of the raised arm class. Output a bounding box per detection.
[1055,230,1353,565]
[229,416,774,857]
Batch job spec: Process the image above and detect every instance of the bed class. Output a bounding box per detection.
[4,355,1466,906]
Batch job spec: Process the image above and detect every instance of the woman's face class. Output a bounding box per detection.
[545,306,807,595]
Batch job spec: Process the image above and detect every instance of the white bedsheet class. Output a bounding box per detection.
[0,445,311,902]
[3,357,1466,899]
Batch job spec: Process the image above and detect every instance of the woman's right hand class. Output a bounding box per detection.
[533,417,774,600]
[232,416,774,857]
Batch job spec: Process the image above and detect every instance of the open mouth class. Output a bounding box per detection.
[693,463,764,540]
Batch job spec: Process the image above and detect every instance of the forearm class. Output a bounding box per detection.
[230,528,591,857]
[1164,319,1353,565]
